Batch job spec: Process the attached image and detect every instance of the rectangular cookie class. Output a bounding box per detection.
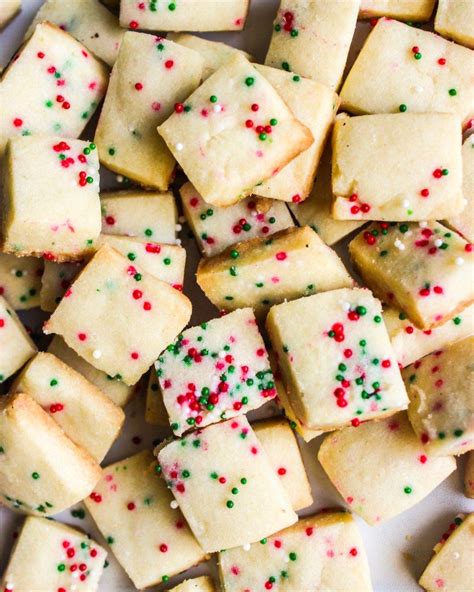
[445,135,474,242]
[435,0,474,49]
[0,253,43,310]
[40,259,83,312]
[359,0,435,21]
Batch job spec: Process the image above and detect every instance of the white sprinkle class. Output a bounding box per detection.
[116,175,124,183]
[342,302,351,311]
[419,221,428,228]
[170,500,178,509]
[218,350,226,358]
[406,230,413,237]
[10,268,17,275]
[453,551,460,559]
[434,239,443,247]
[213,104,222,112]
[394,238,406,251]
[72,571,79,579]
[175,224,182,232]
[243,543,251,551]
[403,199,410,208]
[175,239,182,246]
[175,143,184,151]
[456,257,464,265]
[92,349,102,359]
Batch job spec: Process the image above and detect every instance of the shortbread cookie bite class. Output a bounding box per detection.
[218,512,372,592]
[145,368,169,426]
[318,413,456,525]
[40,260,83,312]
[44,245,191,385]
[25,0,125,66]
[445,136,474,242]
[359,0,435,21]
[120,0,249,31]
[0,0,20,30]
[265,0,359,90]
[180,182,294,257]
[419,513,474,592]
[170,576,216,592]
[101,190,177,244]
[84,450,206,589]
[0,516,107,592]
[267,288,408,432]
[158,54,313,207]
[157,417,297,552]
[0,22,108,156]
[435,0,474,49]
[12,352,125,461]
[156,308,276,435]
[95,33,203,190]
[340,19,474,127]
[2,136,101,261]
[0,392,101,516]
[465,452,474,498]
[332,113,463,221]
[197,226,353,316]
[404,337,474,456]
[0,253,42,310]
[0,295,36,384]
[349,222,474,329]
[253,418,312,511]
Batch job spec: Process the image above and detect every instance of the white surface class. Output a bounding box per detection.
[1,2,473,591]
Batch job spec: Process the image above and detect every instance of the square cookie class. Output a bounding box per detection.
[318,412,456,525]
[267,288,408,432]
[12,352,125,462]
[340,18,474,127]
[218,512,372,592]
[264,0,359,90]
[95,33,203,190]
[156,308,276,436]
[157,417,297,552]
[0,0,20,30]
[0,516,107,592]
[158,54,313,207]
[332,113,463,221]
[0,392,101,516]
[40,259,83,312]
[359,0,435,20]
[84,450,206,589]
[349,222,474,329]
[0,253,43,310]
[445,136,474,243]
[435,0,474,49]
[145,368,169,426]
[0,295,36,384]
[169,576,216,592]
[2,136,101,261]
[196,226,353,317]
[44,245,192,386]
[0,22,108,157]
[404,336,474,456]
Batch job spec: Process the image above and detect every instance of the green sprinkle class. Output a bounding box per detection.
[453,317,461,325]
[50,379,58,387]
[454,429,463,437]
[291,29,298,37]
[108,147,115,156]
[289,552,297,561]
[374,315,382,323]
[182,470,190,478]
[210,95,218,103]
[31,472,40,480]
[245,77,255,86]
[399,104,407,112]
[274,23,281,31]
[442,168,449,175]
[230,249,239,259]
[404,486,412,494]
[448,88,457,96]
[438,431,446,439]
[240,477,247,484]
[226,500,234,508]
[270,118,278,126]
[260,538,267,544]
[144,228,153,237]
[229,266,237,277]
[399,224,409,233]
[231,487,239,494]
[259,133,267,141]
[127,252,136,261]
[168,2,176,10]
[45,100,53,108]
[281,61,290,71]
[292,75,300,82]
[359,339,367,347]
[162,576,169,582]
[414,52,422,60]
[57,564,66,572]
[163,258,171,265]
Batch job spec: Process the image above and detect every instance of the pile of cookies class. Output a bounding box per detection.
[0,0,473,591]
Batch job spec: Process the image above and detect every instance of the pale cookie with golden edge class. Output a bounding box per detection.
[197,226,353,317]
[156,308,276,436]
[218,512,373,592]
[84,450,206,589]
[384,304,474,368]
[253,418,312,511]
[339,18,474,128]
[101,189,177,244]
[2,136,101,262]
[0,295,36,385]
[11,352,125,462]
[40,259,83,312]
[158,54,313,207]
[145,368,169,426]
[264,0,359,90]
[318,412,456,525]
[445,136,474,243]
[253,65,338,203]
[0,516,107,592]
[169,576,217,592]
[120,0,249,32]
[157,416,297,552]
[359,0,435,21]
[0,253,42,310]
[465,452,474,498]
[332,113,463,221]
[95,33,203,190]
[44,245,192,386]
[0,0,20,30]
[0,392,101,516]
[25,0,125,66]
[48,336,135,408]
[0,22,108,157]
[419,513,474,592]
[349,221,474,330]
[180,182,294,257]
[435,0,474,49]
[403,337,474,456]
[267,288,408,432]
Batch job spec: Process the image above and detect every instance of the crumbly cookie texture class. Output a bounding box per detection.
[0,22,108,157]
[404,337,474,456]
[84,450,206,589]
[12,352,125,462]
[318,412,456,525]
[197,226,353,317]
[349,222,474,330]
[95,33,203,190]
[359,0,435,21]
[465,452,474,498]
[158,54,313,207]
[218,512,373,592]
[332,113,463,221]
[435,0,474,49]
[1,136,101,261]
[0,253,43,310]
[169,576,217,592]
[145,368,169,426]
[267,288,408,432]
[0,516,107,592]
[156,308,276,436]
[0,0,20,30]
[0,392,101,516]
[44,245,192,386]
[340,18,474,127]
[445,136,474,242]
[157,417,297,552]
